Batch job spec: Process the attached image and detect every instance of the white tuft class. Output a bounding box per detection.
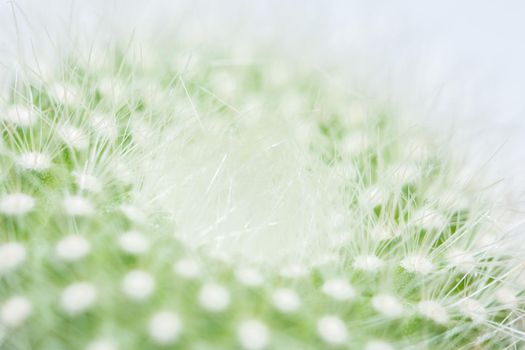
[417,300,449,324]
[235,267,264,287]
[148,311,182,345]
[370,225,397,241]
[55,234,91,262]
[237,319,270,350]
[400,255,434,274]
[98,78,126,101]
[49,83,80,104]
[4,105,38,127]
[388,163,419,184]
[130,120,153,146]
[122,270,155,301]
[459,298,487,324]
[198,283,230,312]
[1,296,32,328]
[91,113,118,141]
[322,278,356,301]
[447,249,476,273]
[119,205,147,224]
[359,186,386,208]
[412,208,448,231]
[0,193,35,216]
[18,152,52,171]
[495,287,518,309]
[173,258,200,279]
[63,196,94,217]
[58,124,89,150]
[86,339,118,350]
[0,242,26,275]
[353,255,384,272]
[74,173,102,193]
[60,282,97,315]
[317,315,349,345]
[118,231,150,255]
[113,162,134,184]
[372,294,403,318]
[271,288,301,313]
[342,131,369,155]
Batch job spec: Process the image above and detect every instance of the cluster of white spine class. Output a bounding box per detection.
[118,231,150,255]
[60,282,97,315]
[1,296,32,327]
[0,193,35,216]
[352,254,384,272]
[417,300,449,325]
[90,113,118,141]
[237,319,270,350]
[17,152,52,171]
[459,298,487,323]
[198,283,230,312]
[0,242,26,274]
[322,278,356,301]
[55,234,91,262]
[317,315,349,345]
[372,294,403,318]
[58,124,89,150]
[235,267,264,287]
[173,258,201,279]
[122,270,155,301]
[4,105,38,127]
[271,288,301,313]
[148,311,182,345]
[62,195,94,217]
[400,255,434,274]
[74,173,102,192]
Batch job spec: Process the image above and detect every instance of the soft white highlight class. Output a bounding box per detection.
[173,258,201,279]
[55,234,91,262]
[1,296,32,327]
[353,255,384,272]
[118,231,150,255]
[417,300,449,325]
[63,196,94,217]
[148,311,182,345]
[0,242,26,274]
[459,298,487,323]
[237,319,270,350]
[0,193,35,216]
[18,152,52,171]
[60,282,97,315]
[400,255,434,275]
[317,315,349,345]
[322,278,356,301]
[372,294,403,318]
[4,105,37,127]
[122,270,155,301]
[271,288,301,313]
[198,283,230,312]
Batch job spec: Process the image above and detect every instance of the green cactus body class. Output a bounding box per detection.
[0,45,523,350]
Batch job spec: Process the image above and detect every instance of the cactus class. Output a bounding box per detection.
[0,43,524,350]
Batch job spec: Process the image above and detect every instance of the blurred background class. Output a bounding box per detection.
[1,0,524,207]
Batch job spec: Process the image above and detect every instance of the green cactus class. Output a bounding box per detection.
[0,44,523,350]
